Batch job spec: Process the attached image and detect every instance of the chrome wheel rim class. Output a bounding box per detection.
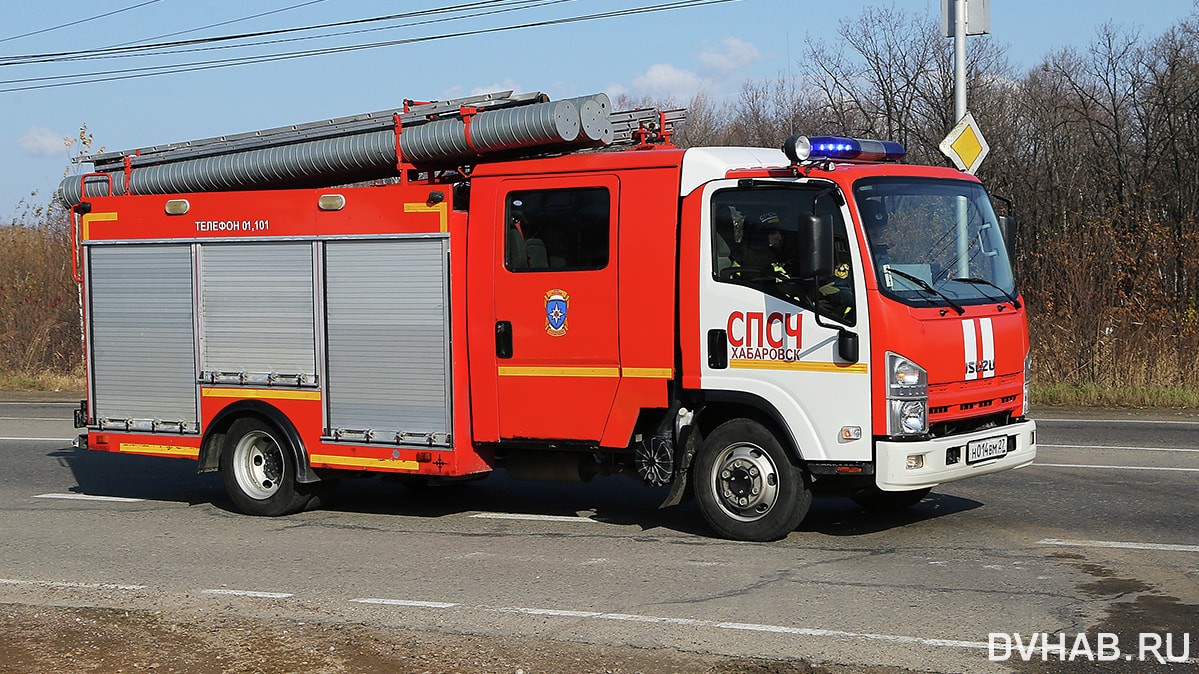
[711,442,780,522]
[232,430,283,500]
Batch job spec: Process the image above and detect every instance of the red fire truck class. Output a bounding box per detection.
[61,91,1036,541]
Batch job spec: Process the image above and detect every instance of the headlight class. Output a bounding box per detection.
[887,353,928,435]
[1022,352,1032,416]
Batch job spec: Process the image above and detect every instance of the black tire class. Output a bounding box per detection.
[694,419,811,541]
[220,416,311,516]
[851,486,931,512]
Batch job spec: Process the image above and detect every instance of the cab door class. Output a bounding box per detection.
[487,175,621,441]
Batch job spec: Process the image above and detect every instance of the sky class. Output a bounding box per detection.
[2,0,1196,219]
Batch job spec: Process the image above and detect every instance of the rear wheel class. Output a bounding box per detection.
[221,417,311,516]
[694,419,810,541]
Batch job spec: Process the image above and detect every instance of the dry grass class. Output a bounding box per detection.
[1,203,83,389]
[1032,383,1199,409]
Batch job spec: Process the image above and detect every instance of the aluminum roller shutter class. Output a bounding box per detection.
[324,238,451,444]
[88,244,197,430]
[199,243,316,383]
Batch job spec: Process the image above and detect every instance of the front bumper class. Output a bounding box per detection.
[875,419,1036,491]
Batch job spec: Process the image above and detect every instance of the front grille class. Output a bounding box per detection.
[929,411,1014,438]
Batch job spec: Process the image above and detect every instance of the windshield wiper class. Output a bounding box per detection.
[887,268,965,315]
[951,277,1022,309]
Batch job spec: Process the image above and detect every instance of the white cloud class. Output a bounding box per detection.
[697,37,762,83]
[604,82,629,101]
[629,37,763,101]
[18,126,66,157]
[633,63,704,101]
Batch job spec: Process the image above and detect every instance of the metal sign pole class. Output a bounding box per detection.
[954,0,967,124]
[954,0,970,278]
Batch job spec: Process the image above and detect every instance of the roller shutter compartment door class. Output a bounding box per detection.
[324,238,451,444]
[88,244,197,431]
[198,243,316,384]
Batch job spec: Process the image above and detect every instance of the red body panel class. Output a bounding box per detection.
[466,151,683,447]
[81,181,493,477]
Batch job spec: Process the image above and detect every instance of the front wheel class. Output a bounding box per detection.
[694,419,811,541]
[220,417,311,516]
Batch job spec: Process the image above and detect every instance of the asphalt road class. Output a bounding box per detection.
[1,398,1197,673]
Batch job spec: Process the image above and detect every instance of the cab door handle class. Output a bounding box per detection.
[496,321,513,359]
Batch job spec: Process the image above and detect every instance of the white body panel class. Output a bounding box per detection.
[693,177,873,462]
[876,419,1036,490]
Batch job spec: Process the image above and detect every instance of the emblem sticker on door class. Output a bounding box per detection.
[545,289,570,337]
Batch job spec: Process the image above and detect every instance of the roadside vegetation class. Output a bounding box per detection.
[653,5,1199,408]
[5,6,1199,407]
[0,200,82,390]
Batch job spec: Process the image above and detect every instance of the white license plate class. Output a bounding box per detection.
[967,436,1009,464]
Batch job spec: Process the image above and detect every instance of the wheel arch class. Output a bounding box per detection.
[694,390,809,466]
[199,399,320,484]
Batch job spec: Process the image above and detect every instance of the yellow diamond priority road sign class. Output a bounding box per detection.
[940,111,989,174]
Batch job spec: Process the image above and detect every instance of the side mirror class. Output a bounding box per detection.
[997,213,1018,260]
[796,214,834,279]
[837,330,859,364]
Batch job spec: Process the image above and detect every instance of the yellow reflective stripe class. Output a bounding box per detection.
[498,366,620,378]
[80,211,118,241]
[202,388,321,401]
[730,359,868,374]
[621,367,673,378]
[404,201,448,232]
[120,443,199,458]
[497,366,671,379]
[310,454,419,471]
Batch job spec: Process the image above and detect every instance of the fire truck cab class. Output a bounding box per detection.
[64,92,1036,541]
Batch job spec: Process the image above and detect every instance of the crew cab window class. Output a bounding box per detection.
[504,187,610,272]
[711,186,856,326]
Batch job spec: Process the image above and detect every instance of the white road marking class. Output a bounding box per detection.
[1035,417,1199,426]
[0,575,1010,654]
[481,605,984,648]
[1041,443,1199,454]
[351,598,459,608]
[34,493,144,503]
[1038,538,1199,553]
[597,613,708,626]
[716,621,988,649]
[202,589,293,599]
[1,437,71,442]
[498,607,603,618]
[0,403,78,407]
[1034,463,1199,473]
[469,512,598,523]
[0,578,146,590]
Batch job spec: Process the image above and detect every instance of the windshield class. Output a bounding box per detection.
[854,177,1016,309]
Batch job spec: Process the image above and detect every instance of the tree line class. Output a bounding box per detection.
[658,5,1199,402]
[5,5,1199,401]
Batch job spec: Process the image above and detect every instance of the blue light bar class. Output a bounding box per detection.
[782,135,906,163]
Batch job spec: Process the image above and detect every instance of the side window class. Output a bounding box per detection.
[504,187,610,272]
[711,187,856,326]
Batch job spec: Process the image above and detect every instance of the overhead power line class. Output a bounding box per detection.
[0,0,167,45]
[0,0,735,94]
[0,0,571,65]
[104,0,332,49]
